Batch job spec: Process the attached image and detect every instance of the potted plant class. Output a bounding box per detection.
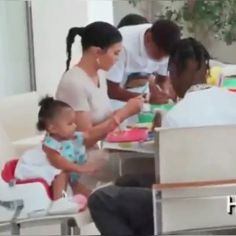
[160,0,236,45]
[129,0,236,45]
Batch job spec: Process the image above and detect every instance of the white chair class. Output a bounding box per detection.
[0,123,92,235]
[0,123,15,170]
[0,92,40,142]
[153,126,236,234]
[12,135,44,157]
[0,92,44,156]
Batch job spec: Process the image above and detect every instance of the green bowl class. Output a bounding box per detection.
[138,104,174,123]
[150,103,174,112]
[223,78,236,88]
[138,112,155,123]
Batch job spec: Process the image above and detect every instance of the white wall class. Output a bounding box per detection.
[86,0,114,91]
[87,0,113,24]
[31,0,114,96]
[31,0,88,96]
[113,0,152,26]
[204,39,236,64]
[113,0,142,25]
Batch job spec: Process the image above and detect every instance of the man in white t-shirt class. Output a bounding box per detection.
[88,38,236,236]
[162,39,236,128]
[107,20,181,106]
[163,85,236,128]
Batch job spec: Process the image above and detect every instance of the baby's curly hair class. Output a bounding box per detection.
[37,96,71,131]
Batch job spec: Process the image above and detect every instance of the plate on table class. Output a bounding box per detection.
[106,128,148,143]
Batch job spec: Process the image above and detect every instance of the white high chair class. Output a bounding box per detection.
[0,123,92,235]
[153,126,236,235]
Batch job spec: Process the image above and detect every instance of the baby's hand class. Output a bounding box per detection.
[77,163,100,174]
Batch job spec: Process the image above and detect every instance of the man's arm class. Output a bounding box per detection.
[107,80,140,101]
[154,58,177,101]
[125,73,150,88]
[108,80,171,104]
[107,48,137,101]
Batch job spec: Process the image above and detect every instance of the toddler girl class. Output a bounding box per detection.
[15,96,123,212]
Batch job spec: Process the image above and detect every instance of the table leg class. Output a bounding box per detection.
[119,157,123,176]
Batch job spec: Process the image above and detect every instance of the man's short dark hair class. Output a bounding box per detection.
[151,20,181,54]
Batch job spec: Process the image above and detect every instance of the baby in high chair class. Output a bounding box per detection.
[15,96,119,213]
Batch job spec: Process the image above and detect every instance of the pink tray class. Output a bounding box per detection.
[106,128,148,143]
